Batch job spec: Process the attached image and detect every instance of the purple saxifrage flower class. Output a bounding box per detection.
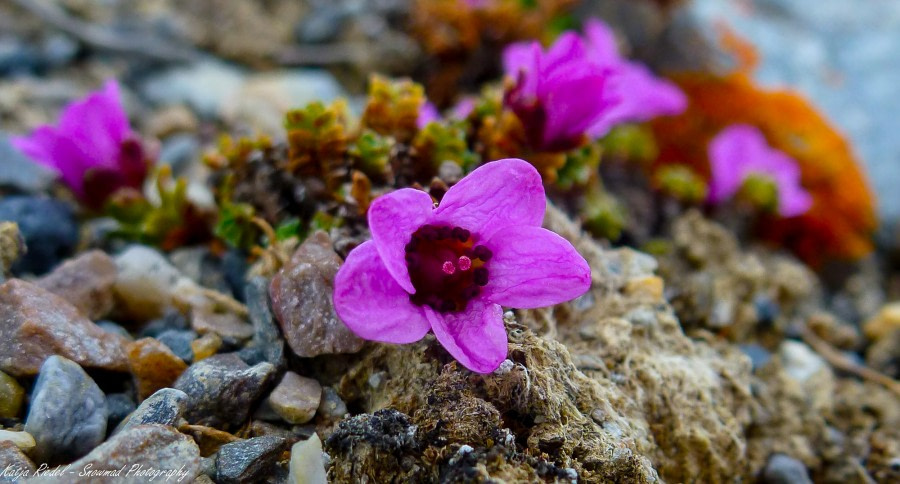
[708,124,813,217]
[417,101,441,129]
[333,158,591,373]
[11,80,151,210]
[502,18,686,151]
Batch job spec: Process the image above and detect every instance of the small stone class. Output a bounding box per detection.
[0,133,54,194]
[0,221,25,279]
[181,425,241,456]
[37,424,201,484]
[35,250,117,320]
[864,302,900,340]
[438,160,464,184]
[115,388,189,434]
[288,434,327,484]
[222,249,249,301]
[105,393,137,430]
[0,430,35,452]
[139,310,190,338]
[216,436,289,484]
[126,338,189,400]
[623,275,664,302]
[97,321,134,340]
[0,279,129,377]
[739,344,772,371]
[147,105,199,138]
[156,329,197,363]
[174,353,275,430]
[225,70,343,134]
[779,341,826,383]
[269,231,364,358]
[24,356,107,464]
[0,196,78,275]
[246,276,286,368]
[113,245,198,321]
[158,133,200,175]
[192,307,254,341]
[191,333,223,361]
[762,453,812,484]
[139,60,247,119]
[0,370,24,418]
[268,372,322,425]
[0,440,35,475]
[317,387,348,421]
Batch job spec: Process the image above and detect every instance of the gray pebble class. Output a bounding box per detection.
[105,393,137,430]
[174,353,275,431]
[762,453,812,484]
[156,329,198,363]
[246,276,285,368]
[24,356,107,464]
[115,388,188,434]
[0,196,78,276]
[216,436,289,484]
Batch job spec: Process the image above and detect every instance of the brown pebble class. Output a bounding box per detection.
[36,250,117,320]
[269,231,364,358]
[127,338,188,400]
[191,333,223,361]
[268,372,322,424]
[0,279,129,377]
[192,307,254,341]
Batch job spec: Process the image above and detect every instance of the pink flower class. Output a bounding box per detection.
[11,80,151,209]
[417,101,441,129]
[333,158,591,373]
[708,124,813,217]
[502,19,686,151]
[450,97,476,120]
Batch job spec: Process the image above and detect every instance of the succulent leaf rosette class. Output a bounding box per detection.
[333,158,591,373]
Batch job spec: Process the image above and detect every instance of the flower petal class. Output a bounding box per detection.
[333,240,430,344]
[57,80,130,166]
[540,63,615,148]
[753,147,813,217]
[425,300,506,373]
[433,158,545,241]
[584,18,620,63]
[368,188,435,293]
[11,127,94,196]
[587,62,687,139]
[708,124,766,203]
[542,32,588,73]
[502,41,542,100]
[417,101,440,129]
[484,225,591,309]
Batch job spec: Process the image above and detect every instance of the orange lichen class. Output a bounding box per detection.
[651,73,876,265]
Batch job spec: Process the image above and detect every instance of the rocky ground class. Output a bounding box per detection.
[0,0,899,483]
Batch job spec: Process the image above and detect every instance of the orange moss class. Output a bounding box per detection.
[651,73,876,265]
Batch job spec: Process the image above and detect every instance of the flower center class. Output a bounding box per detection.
[405,224,492,313]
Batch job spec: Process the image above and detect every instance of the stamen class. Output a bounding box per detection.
[442,260,456,274]
[473,268,489,286]
[406,223,490,314]
[473,245,492,261]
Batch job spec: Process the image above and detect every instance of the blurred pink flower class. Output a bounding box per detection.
[333,158,591,373]
[502,18,686,151]
[417,101,441,129]
[708,124,813,217]
[11,80,151,209]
